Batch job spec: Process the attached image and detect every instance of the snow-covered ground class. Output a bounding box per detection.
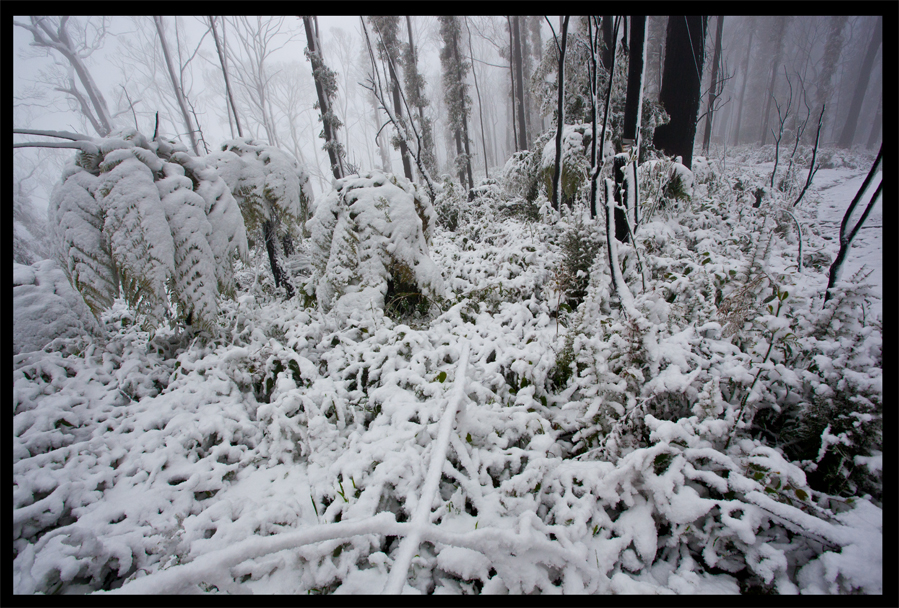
[13,148,882,595]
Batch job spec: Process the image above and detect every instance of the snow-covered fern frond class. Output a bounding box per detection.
[48,166,117,316]
[156,164,219,328]
[97,151,175,325]
[170,152,248,297]
[45,129,249,330]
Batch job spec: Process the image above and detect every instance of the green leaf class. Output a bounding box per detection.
[794,489,809,501]
[437,371,447,383]
[466,433,472,443]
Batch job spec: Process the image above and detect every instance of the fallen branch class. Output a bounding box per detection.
[383,343,471,593]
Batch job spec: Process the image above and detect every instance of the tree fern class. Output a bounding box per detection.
[207,138,313,297]
[48,165,117,316]
[47,128,248,330]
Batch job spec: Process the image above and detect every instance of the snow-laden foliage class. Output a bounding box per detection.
[14,181,50,265]
[13,150,881,595]
[305,171,443,318]
[14,260,105,355]
[47,129,248,329]
[207,138,312,237]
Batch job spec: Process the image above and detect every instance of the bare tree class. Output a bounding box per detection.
[759,17,791,145]
[361,19,437,201]
[229,17,298,149]
[368,17,414,181]
[731,17,755,146]
[14,16,114,136]
[209,16,243,138]
[824,146,882,303]
[154,16,200,154]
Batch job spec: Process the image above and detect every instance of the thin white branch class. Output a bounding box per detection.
[383,344,471,594]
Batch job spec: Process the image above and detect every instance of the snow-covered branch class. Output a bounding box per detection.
[384,344,471,593]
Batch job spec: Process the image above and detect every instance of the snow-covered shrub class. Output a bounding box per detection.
[47,129,248,330]
[540,124,593,207]
[207,138,314,297]
[306,171,444,318]
[433,175,466,232]
[556,214,603,310]
[500,149,541,204]
[14,179,50,265]
[207,138,312,240]
[14,260,104,355]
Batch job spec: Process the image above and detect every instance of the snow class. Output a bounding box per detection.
[13,144,881,595]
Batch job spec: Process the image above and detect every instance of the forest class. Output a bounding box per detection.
[12,15,883,595]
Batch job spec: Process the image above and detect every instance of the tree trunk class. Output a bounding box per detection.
[866,95,882,149]
[838,16,882,148]
[466,17,490,180]
[154,16,200,155]
[263,219,294,298]
[701,16,724,153]
[732,21,754,146]
[386,52,414,181]
[759,17,790,146]
[653,16,707,170]
[451,29,475,192]
[507,17,519,152]
[303,16,344,180]
[601,16,614,71]
[210,17,242,138]
[551,16,570,211]
[622,16,646,231]
[816,16,847,141]
[623,16,646,144]
[512,16,529,150]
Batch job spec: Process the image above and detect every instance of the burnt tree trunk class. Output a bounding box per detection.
[653,16,707,170]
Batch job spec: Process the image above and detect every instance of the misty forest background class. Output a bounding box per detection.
[13,15,883,595]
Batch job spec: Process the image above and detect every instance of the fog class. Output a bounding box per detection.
[13,16,882,213]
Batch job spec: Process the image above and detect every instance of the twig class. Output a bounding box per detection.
[383,344,470,593]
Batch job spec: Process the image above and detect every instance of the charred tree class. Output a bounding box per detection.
[653,16,708,170]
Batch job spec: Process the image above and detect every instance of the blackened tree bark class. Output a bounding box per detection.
[601,16,614,71]
[622,16,646,145]
[838,16,882,148]
[548,16,570,211]
[512,16,529,150]
[732,18,755,146]
[701,16,724,153]
[653,16,707,170]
